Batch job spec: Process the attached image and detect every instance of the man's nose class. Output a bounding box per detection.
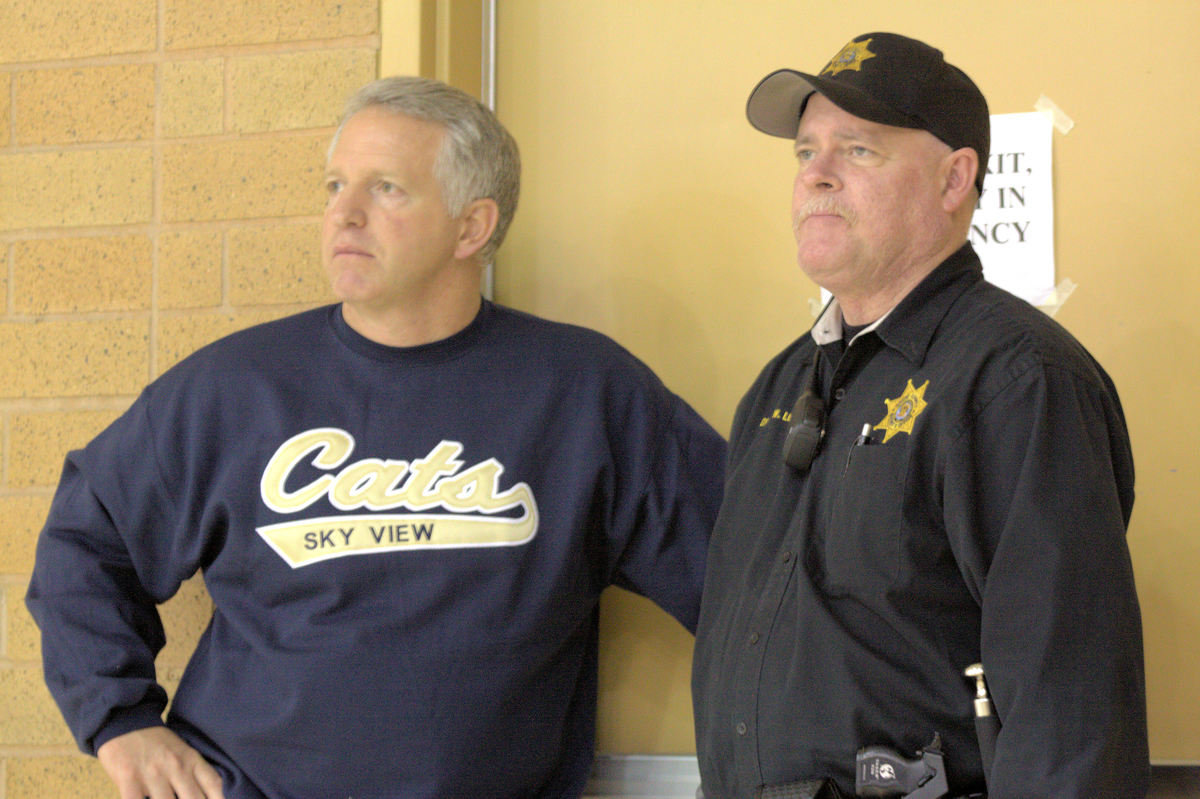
[328,187,367,227]
[798,151,842,192]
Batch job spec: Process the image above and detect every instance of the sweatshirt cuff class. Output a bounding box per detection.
[90,705,167,755]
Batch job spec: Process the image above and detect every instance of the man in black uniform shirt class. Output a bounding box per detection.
[691,32,1148,798]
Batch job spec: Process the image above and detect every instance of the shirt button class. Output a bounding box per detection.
[748,631,760,646]
[781,550,793,563]
[834,387,846,401]
[735,722,748,736]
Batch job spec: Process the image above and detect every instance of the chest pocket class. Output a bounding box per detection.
[821,441,910,594]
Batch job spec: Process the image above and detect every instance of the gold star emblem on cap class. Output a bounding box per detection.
[874,379,929,443]
[822,38,877,76]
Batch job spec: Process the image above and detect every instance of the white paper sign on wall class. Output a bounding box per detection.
[970,111,1056,306]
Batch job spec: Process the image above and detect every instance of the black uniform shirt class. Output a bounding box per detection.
[692,243,1148,798]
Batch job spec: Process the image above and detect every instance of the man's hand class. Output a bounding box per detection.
[97,726,225,799]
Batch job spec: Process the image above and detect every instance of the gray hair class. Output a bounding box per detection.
[331,76,521,263]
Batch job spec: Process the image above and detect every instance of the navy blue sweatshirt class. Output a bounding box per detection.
[27,301,726,798]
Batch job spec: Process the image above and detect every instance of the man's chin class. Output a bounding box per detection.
[796,248,851,283]
[329,275,378,306]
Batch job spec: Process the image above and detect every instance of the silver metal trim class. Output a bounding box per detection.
[584,755,700,798]
[480,0,497,299]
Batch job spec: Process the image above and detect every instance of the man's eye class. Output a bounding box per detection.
[849,146,872,157]
[324,180,342,195]
[795,149,815,162]
[378,181,397,194]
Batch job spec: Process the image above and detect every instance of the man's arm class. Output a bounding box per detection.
[28,454,225,795]
[25,384,228,793]
[26,453,174,751]
[944,361,1148,797]
[605,392,727,631]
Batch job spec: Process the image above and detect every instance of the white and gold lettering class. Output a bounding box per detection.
[394,442,465,510]
[328,458,409,510]
[257,430,540,568]
[261,428,355,513]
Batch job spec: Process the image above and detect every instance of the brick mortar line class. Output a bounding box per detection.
[0,655,40,668]
[152,5,165,385]
[1,124,337,155]
[6,73,14,148]
[0,397,135,413]
[221,227,232,318]
[0,34,382,73]
[1,226,160,242]
[0,412,8,488]
[222,50,233,134]
[4,297,321,319]
[157,0,167,57]
[1,139,154,154]
[4,244,12,315]
[0,489,56,502]
[0,215,323,242]
[0,300,319,323]
[0,739,81,753]
[0,309,152,324]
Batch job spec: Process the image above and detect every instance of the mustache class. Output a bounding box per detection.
[793,198,856,233]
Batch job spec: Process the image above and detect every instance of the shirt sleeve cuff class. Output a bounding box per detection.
[90,705,167,755]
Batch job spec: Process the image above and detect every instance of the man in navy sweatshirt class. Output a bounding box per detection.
[27,76,726,799]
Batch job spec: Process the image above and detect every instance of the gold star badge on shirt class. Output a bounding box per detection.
[821,39,877,76]
[874,379,930,443]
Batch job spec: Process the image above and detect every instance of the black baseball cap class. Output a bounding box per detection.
[746,32,989,193]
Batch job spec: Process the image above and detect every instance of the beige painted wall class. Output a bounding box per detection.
[494,0,1200,759]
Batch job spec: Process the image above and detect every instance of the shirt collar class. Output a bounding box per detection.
[811,298,892,346]
[810,242,984,363]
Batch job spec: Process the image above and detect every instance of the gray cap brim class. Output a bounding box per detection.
[745,69,819,138]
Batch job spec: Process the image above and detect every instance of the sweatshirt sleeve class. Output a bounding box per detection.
[25,394,201,754]
[605,387,727,633]
[943,360,1148,797]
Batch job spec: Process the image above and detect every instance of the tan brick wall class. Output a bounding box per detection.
[0,0,378,792]
[13,236,153,314]
[14,65,156,145]
[0,149,155,230]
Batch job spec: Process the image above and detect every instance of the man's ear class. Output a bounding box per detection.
[941,147,979,215]
[454,198,500,261]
